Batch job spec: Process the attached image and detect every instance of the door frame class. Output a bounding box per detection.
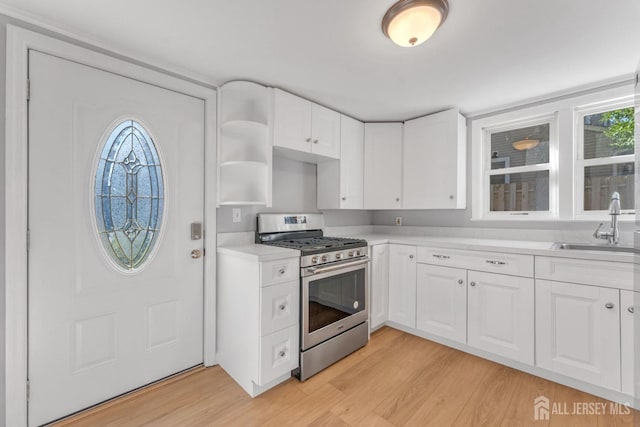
[5,25,217,426]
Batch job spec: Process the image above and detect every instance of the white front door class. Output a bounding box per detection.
[28,50,205,426]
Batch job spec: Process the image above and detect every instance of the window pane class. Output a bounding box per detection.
[490,170,549,212]
[583,107,634,159]
[490,123,550,170]
[584,163,634,211]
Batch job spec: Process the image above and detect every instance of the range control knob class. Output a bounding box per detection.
[348,251,354,257]
[311,256,318,264]
[321,255,328,262]
[356,250,362,256]
[335,253,343,260]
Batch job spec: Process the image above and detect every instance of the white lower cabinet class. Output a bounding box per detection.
[370,244,389,329]
[536,279,621,391]
[467,271,534,364]
[416,264,467,343]
[620,290,637,397]
[388,244,417,328]
[217,250,300,397]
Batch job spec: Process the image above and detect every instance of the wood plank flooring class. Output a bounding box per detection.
[56,327,636,426]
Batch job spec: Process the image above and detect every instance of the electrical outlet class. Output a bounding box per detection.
[395,217,402,226]
[232,208,242,223]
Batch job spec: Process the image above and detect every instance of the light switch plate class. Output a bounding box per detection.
[232,208,242,223]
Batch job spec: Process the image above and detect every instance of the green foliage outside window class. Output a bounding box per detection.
[601,107,634,151]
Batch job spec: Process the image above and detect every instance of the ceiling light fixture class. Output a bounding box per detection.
[511,138,540,151]
[382,0,449,47]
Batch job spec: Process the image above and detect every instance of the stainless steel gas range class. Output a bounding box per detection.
[256,213,369,381]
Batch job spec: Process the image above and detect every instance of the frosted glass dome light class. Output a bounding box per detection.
[382,0,449,47]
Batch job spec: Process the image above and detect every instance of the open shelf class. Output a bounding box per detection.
[218,81,272,207]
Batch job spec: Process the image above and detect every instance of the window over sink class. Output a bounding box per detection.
[471,84,634,221]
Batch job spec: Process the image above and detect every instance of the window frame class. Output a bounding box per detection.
[471,83,635,222]
[574,97,635,220]
[477,114,559,220]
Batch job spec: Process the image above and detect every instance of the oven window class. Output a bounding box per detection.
[308,268,365,333]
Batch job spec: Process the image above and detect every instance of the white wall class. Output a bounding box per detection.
[0,15,7,425]
[216,155,372,232]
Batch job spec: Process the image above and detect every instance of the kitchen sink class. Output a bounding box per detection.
[552,242,637,254]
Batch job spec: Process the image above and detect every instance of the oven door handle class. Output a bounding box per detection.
[304,258,370,276]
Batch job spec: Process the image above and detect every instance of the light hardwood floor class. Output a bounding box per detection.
[57,327,636,426]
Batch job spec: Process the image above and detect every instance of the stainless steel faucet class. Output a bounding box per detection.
[593,192,621,245]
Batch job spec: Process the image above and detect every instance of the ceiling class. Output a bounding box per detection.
[1,0,639,121]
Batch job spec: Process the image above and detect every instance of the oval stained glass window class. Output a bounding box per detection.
[94,120,164,270]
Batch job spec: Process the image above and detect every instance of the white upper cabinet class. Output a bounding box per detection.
[536,280,621,391]
[403,109,466,209]
[317,115,364,209]
[273,89,340,161]
[311,103,341,158]
[364,123,403,209]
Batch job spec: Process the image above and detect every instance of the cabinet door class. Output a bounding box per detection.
[403,109,466,209]
[620,290,636,396]
[364,123,403,209]
[339,115,364,208]
[467,271,534,364]
[311,103,340,159]
[370,244,389,329]
[273,89,311,153]
[388,244,417,328]
[416,264,466,343]
[536,280,620,390]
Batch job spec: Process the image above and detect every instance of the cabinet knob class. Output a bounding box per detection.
[458,279,464,285]
[342,197,347,201]
[470,282,476,287]
[279,350,286,358]
[449,195,454,199]
[279,304,286,311]
[305,137,311,143]
[605,302,615,310]
[313,139,319,144]
[279,268,286,275]
[628,306,634,314]
[409,254,414,259]
[396,198,400,202]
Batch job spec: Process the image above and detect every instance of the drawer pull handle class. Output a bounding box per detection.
[279,304,286,311]
[433,254,450,260]
[486,260,507,265]
[470,282,476,287]
[279,350,286,358]
[605,302,615,310]
[278,268,286,275]
[629,306,635,314]
[457,279,464,285]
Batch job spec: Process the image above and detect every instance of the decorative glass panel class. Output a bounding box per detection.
[95,120,164,270]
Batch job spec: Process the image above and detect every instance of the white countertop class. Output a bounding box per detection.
[335,233,635,263]
[217,244,300,262]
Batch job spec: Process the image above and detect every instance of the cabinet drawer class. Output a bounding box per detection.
[261,258,299,287]
[535,257,633,290]
[417,247,533,277]
[260,281,299,336]
[259,325,298,385]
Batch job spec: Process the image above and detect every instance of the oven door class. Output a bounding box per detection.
[301,258,369,350]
